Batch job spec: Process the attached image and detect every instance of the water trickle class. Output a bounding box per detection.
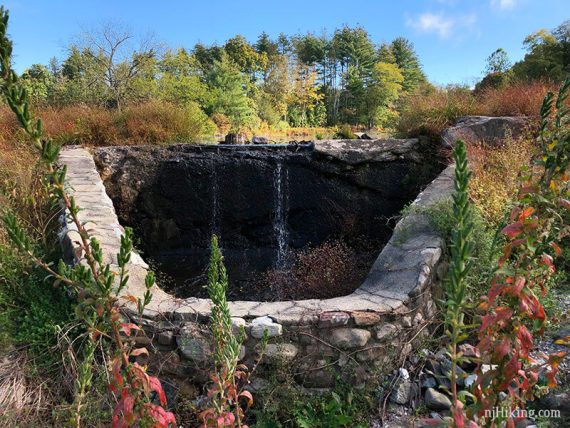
[273,159,289,268]
[211,165,220,236]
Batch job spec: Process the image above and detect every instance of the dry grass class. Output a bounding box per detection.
[0,100,216,147]
[476,80,557,117]
[397,85,478,137]
[248,125,334,142]
[467,132,538,224]
[0,350,68,426]
[397,80,559,137]
[121,100,216,144]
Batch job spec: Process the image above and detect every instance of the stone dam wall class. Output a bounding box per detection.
[58,138,454,391]
[92,138,443,299]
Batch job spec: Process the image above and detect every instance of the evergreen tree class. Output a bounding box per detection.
[255,32,279,59]
[277,33,291,56]
[390,37,426,93]
[377,43,396,64]
[206,53,257,131]
[193,43,224,71]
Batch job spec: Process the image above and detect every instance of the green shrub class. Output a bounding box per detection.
[401,197,498,300]
[0,234,75,357]
[255,384,369,428]
[294,392,366,428]
[333,124,357,139]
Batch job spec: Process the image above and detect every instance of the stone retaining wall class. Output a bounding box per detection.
[58,144,454,391]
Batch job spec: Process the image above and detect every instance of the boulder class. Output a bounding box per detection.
[425,388,452,411]
[376,323,399,340]
[391,380,419,405]
[441,116,528,149]
[354,132,373,140]
[351,311,381,326]
[252,136,269,144]
[421,376,438,389]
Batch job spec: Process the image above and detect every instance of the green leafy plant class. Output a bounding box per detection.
[200,235,263,427]
[442,140,477,426]
[333,124,357,139]
[294,391,366,428]
[0,8,175,427]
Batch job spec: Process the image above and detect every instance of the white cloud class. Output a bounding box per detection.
[406,12,477,39]
[490,0,517,10]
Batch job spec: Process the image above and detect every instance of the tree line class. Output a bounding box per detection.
[18,20,569,135]
[477,20,569,92]
[19,25,426,131]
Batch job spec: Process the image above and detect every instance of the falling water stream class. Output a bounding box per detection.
[211,165,220,237]
[273,159,289,268]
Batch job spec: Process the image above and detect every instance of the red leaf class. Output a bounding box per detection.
[522,294,546,321]
[120,323,141,336]
[223,412,236,425]
[488,280,503,304]
[144,402,177,427]
[502,354,521,386]
[239,390,254,407]
[480,314,496,332]
[130,363,150,393]
[508,276,526,298]
[494,338,511,360]
[149,376,167,406]
[502,222,524,238]
[451,399,466,428]
[130,347,149,358]
[519,207,535,220]
[111,358,123,389]
[495,306,513,324]
[551,242,562,256]
[517,325,533,358]
[541,253,555,271]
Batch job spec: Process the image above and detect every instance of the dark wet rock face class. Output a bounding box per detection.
[94,139,444,300]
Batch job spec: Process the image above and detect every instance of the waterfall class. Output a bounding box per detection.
[211,165,220,237]
[273,159,289,268]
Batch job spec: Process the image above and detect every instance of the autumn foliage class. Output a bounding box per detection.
[469,80,569,426]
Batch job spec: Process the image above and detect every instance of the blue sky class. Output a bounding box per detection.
[3,0,568,85]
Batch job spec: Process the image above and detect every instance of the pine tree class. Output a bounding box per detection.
[206,53,257,131]
[390,37,426,93]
